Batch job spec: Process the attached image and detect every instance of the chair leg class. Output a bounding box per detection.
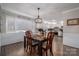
[46,50,48,56]
[24,48,26,55]
[50,48,53,56]
[26,45,28,51]
[33,47,36,55]
[30,47,32,55]
[29,46,31,55]
[26,45,28,52]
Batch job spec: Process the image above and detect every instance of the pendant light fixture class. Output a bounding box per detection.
[35,8,42,23]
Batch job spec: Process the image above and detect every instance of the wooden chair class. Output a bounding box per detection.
[24,31,39,55]
[42,32,54,56]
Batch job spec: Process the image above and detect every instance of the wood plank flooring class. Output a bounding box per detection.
[63,45,79,56]
[0,36,79,56]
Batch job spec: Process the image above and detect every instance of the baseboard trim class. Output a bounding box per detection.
[1,41,24,47]
[64,45,79,49]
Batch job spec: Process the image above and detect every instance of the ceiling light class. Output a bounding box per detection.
[35,8,42,23]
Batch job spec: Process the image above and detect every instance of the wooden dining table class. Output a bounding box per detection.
[32,34,47,56]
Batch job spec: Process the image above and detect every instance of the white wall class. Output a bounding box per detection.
[0,5,2,50]
[0,34,1,46]
[0,9,35,46]
[0,10,6,33]
[0,5,1,47]
[63,8,79,48]
[6,15,35,33]
[1,31,25,46]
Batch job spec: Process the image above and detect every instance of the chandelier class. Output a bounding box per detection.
[35,8,42,23]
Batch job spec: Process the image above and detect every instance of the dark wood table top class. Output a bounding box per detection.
[32,34,47,41]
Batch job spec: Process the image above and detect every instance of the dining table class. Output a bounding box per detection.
[32,34,47,56]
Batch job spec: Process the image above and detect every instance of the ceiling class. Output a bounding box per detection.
[1,3,79,21]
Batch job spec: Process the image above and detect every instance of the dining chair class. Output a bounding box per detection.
[42,31,54,56]
[24,31,39,55]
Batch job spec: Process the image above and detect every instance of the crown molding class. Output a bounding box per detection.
[1,8,34,20]
[62,7,79,14]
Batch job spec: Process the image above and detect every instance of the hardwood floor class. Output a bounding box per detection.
[53,36,63,56]
[1,42,24,56]
[63,45,79,56]
[1,36,79,56]
[0,36,63,56]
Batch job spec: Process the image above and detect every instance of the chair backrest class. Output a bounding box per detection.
[25,31,32,45]
[25,31,32,38]
[47,32,54,47]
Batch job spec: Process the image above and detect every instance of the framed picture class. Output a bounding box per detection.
[67,18,79,25]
